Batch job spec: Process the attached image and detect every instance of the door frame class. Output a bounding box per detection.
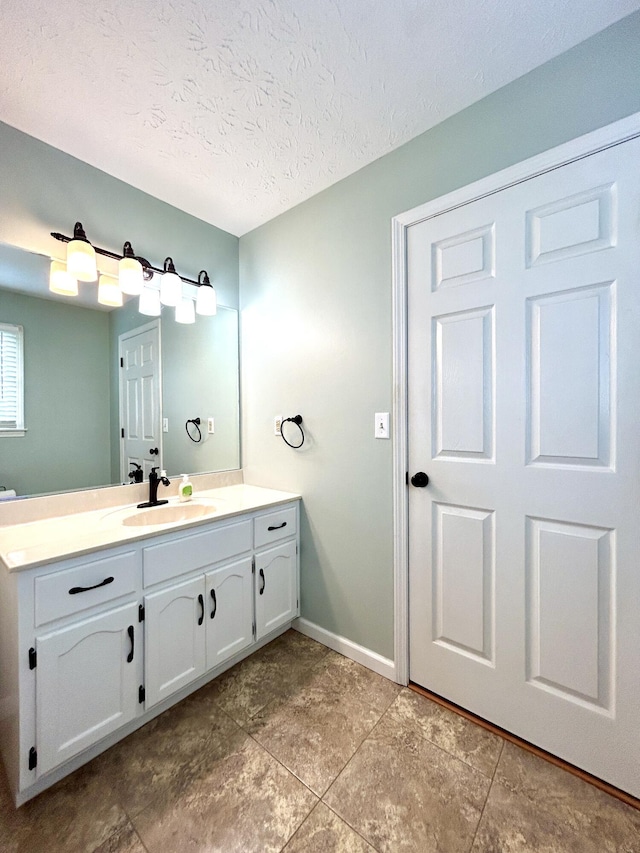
[391,111,640,686]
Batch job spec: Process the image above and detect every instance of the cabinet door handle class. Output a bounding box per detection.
[267,522,287,531]
[210,589,217,619]
[69,576,114,595]
[259,568,265,595]
[197,593,204,626]
[127,625,134,663]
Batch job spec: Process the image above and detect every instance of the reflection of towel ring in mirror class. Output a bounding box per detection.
[186,417,202,443]
[281,415,305,449]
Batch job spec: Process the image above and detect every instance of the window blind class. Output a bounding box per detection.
[0,323,24,431]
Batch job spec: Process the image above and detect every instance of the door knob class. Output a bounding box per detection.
[150,447,159,455]
[410,472,429,487]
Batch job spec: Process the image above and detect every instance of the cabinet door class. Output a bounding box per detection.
[145,576,206,708]
[205,557,253,670]
[255,541,298,640]
[36,602,139,776]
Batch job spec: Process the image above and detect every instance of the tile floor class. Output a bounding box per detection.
[0,629,639,852]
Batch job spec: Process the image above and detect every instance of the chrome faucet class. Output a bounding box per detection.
[137,467,171,509]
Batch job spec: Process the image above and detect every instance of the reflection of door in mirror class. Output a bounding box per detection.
[119,321,162,483]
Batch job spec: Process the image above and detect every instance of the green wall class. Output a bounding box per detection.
[0,290,110,496]
[239,13,640,660]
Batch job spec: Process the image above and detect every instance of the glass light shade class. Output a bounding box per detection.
[49,260,78,296]
[119,255,143,295]
[139,286,161,316]
[98,274,123,307]
[196,284,217,316]
[175,296,195,324]
[160,271,182,306]
[66,239,97,282]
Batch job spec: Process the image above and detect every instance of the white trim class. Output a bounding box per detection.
[391,111,640,689]
[293,617,397,682]
[391,216,409,686]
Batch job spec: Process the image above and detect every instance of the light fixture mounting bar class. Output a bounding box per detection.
[50,231,205,287]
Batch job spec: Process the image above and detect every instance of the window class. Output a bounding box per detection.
[0,323,25,435]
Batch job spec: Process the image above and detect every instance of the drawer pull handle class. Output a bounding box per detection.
[127,625,134,663]
[259,569,265,595]
[210,589,217,619]
[69,576,115,595]
[198,593,205,626]
[267,522,287,531]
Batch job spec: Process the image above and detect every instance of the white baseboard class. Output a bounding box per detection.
[293,618,398,683]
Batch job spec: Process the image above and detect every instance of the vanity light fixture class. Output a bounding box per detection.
[195,270,217,316]
[160,257,182,306]
[66,222,98,282]
[118,242,144,295]
[97,273,123,307]
[49,260,78,296]
[51,225,217,323]
[175,295,196,324]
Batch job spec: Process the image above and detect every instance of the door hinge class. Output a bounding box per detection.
[28,647,37,670]
[252,621,256,638]
[138,685,146,704]
[405,471,409,485]
[120,357,124,368]
[121,428,125,439]
[138,604,145,622]
[296,544,298,555]
[28,747,37,770]
[252,557,255,574]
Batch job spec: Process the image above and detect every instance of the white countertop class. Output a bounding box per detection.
[0,484,300,572]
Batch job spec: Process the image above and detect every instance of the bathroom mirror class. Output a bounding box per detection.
[0,242,240,497]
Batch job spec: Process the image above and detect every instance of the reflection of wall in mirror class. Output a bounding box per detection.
[162,309,239,478]
[0,287,111,496]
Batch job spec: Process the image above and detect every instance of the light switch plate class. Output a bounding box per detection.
[207,417,214,434]
[162,418,169,433]
[375,412,390,439]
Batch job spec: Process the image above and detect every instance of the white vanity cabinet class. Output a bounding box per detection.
[0,495,300,806]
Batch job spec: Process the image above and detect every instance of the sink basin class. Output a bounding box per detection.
[119,501,217,527]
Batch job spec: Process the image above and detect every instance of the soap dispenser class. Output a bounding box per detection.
[178,474,193,502]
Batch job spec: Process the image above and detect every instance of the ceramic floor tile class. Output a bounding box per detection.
[92,820,148,853]
[470,777,639,853]
[95,686,247,818]
[131,735,317,853]
[324,713,491,853]
[283,802,377,852]
[308,652,401,714]
[247,654,391,795]
[209,629,332,724]
[0,759,129,853]
[387,688,503,777]
[491,742,640,852]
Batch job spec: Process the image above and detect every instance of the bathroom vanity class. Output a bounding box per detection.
[0,483,300,805]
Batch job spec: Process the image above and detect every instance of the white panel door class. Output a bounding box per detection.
[119,321,162,483]
[36,603,139,776]
[408,137,640,797]
[205,557,254,669]
[144,576,206,708]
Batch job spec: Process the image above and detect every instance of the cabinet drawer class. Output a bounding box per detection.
[35,551,139,627]
[254,505,297,548]
[143,519,252,587]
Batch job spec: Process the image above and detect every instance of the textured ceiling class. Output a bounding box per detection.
[1,0,639,236]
